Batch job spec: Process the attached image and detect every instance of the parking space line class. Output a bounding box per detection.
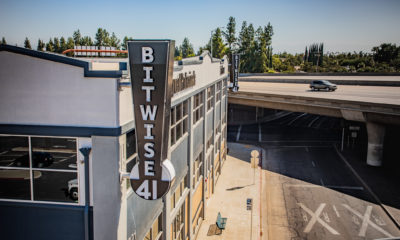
[288,113,307,125]
[333,205,340,218]
[236,125,242,142]
[308,116,320,128]
[311,161,316,167]
[298,203,340,235]
[343,204,394,238]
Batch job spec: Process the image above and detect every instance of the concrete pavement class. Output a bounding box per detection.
[197,143,263,240]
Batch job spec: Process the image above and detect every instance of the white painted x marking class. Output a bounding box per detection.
[342,204,394,238]
[297,203,340,235]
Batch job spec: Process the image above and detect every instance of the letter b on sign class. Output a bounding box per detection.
[142,47,154,63]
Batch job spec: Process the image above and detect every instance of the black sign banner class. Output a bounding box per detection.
[128,40,175,200]
[230,53,240,92]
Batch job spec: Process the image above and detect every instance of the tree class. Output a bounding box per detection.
[174,46,182,60]
[73,29,82,45]
[224,16,237,57]
[46,38,54,52]
[372,43,399,63]
[110,32,121,48]
[95,28,110,46]
[122,36,134,50]
[66,37,75,56]
[1,37,6,45]
[53,37,60,53]
[211,28,227,59]
[37,39,45,51]
[180,37,195,58]
[238,21,255,72]
[60,37,67,53]
[24,37,32,49]
[81,36,93,46]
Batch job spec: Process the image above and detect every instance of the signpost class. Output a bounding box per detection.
[127,40,176,200]
[250,150,259,184]
[230,53,240,92]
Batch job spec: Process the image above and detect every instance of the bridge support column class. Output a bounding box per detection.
[366,122,386,166]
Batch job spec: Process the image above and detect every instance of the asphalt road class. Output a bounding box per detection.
[235,81,400,106]
[228,112,400,239]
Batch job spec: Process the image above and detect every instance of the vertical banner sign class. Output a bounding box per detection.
[230,53,240,92]
[128,40,176,200]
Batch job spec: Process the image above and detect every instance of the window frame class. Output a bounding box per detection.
[0,134,81,205]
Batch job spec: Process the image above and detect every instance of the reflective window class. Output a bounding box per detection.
[126,130,136,159]
[206,86,214,111]
[171,100,189,146]
[193,91,204,125]
[0,135,78,203]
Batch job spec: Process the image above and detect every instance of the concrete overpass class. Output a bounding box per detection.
[228,81,400,167]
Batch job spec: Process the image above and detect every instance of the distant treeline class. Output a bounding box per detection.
[1,20,399,73]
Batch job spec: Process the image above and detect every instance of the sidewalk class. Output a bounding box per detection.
[197,142,262,240]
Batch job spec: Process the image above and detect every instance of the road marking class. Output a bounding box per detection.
[372,215,386,226]
[311,161,316,167]
[288,113,307,125]
[323,212,331,223]
[320,179,325,186]
[326,185,364,190]
[308,116,320,127]
[305,147,309,152]
[236,125,242,142]
[333,205,340,218]
[298,203,340,235]
[343,204,394,238]
[258,123,262,142]
[0,151,7,155]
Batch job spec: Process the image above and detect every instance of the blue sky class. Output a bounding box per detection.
[0,0,399,53]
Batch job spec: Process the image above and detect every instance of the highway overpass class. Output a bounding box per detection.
[228,81,400,167]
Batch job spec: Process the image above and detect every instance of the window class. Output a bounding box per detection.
[172,203,185,240]
[171,100,189,146]
[206,86,214,111]
[145,213,163,240]
[216,81,222,102]
[223,78,227,96]
[215,136,221,155]
[206,134,213,151]
[0,135,78,203]
[171,175,187,210]
[126,129,136,159]
[207,153,212,172]
[192,151,203,188]
[192,91,204,125]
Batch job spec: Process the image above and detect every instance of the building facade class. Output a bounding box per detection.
[0,44,228,240]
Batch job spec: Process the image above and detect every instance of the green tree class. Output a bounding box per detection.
[174,46,182,60]
[223,16,237,57]
[122,36,134,50]
[66,37,75,56]
[238,21,255,72]
[53,37,60,53]
[60,37,67,53]
[95,28,110,46]
[180,37,195,58]
[372,43,399,64]
[46,38,54,52]
[24,37,32,49]
[110,32,121,48]
[211,28,226,59]
[1,37,6,45]
[81,36,93,46]
[73,29,82,45]
[37,39,45,51]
